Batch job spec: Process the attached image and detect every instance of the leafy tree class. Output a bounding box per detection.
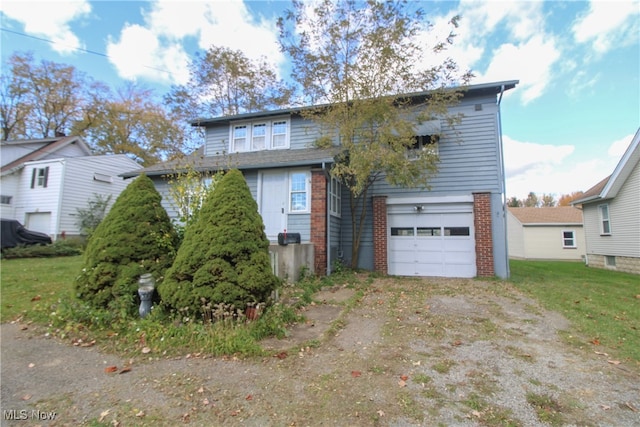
[540,193,556,207]
[75,174,178,314]
[75,193,112,237]
[74,82,185,165]
[523,192,540,208]
[1,52,107,139]
[558,191,584,206]
[507,196,522,207]
[278,0,472,267]
[159,169,280,317]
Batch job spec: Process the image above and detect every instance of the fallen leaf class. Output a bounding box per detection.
[31,295,41,302]
[81,340,96,347]
[625,402,638,412]
[104,366,118,373]
[119,366,131,374]
[135,411,145,418]
[607,360,621,365]
[246,394,253,401]
[20,325,28,331]
[21,394,32,401]
[594,351,609,356]
[377,410,385,417]
[472,410,482,418]
[398,380,406,387]
[141,347,151,354]
[591,338,600,346]
[28,363,35,368]
[452,340,462,346]
[99,409,110,422]
[600,404,611,410]
[275,351,288,359]
[351,370,362,378]
[400,375,408,381]
[197,386,204,393]
[202,398,210,406]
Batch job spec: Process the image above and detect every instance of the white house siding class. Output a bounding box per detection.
[0,173,19,219]
[521,226,585,260]
[14,160,64,237]
[507,211,525,258]
[57,156,141,237]
[584,161,640,259]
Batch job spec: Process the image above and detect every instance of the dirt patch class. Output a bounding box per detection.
[2,278,639,426]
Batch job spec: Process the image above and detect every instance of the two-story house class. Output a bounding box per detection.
[1,136,142,239]
[124,80,518,279]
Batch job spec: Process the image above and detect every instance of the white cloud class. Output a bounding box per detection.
[0,0,91,54]
[572,0,640,53]
[105,0,284,85]
[504,135,627,199]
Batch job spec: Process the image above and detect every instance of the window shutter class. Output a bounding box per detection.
[43,167,49,188]
[31,169,36,188]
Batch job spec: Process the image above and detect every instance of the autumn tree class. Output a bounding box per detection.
[540,193,557,207]
[0,52,107,139]
[523,192,539,207]
[278,0,472,267]
[558,191,584,206]
[507,196,522,207]
[75,82,185,165]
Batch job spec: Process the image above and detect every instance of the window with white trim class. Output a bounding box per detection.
[289,172,309,212]
[598,204,611,235]
[0,195,12,205]
[329,177,341,217]
[407,134,439,160]
[30,167,49,188]
[230,119,289,153]
[562,230,576,248]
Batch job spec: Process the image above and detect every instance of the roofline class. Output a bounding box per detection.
[190,80,519,127]
[522,222,583,227]
[0,135,91,175]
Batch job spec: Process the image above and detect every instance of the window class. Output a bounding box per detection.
[93,173,113,183]
[562,230,576,248]
[417,227,441,236]
[233,125,248,152]
[0,195,12,205]
[444,227,470,236]
[230,119,289,152]
[30,167,49,188]
[391,227,414,236]
[290,172,309,212]
[599,204,611,235]
[252,123,266,150]
[408,135,439,159]
[329,177,341,217]
[605,255,616,267]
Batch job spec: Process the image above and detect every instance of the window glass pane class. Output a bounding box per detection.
[252,124,266,150]
[272,121,287,147]
[234,125,247,151]
[417,227,441,236]
[291,193,307,211]
[291,173,306,191]
[444,227,470,236]
[391,227,414,236]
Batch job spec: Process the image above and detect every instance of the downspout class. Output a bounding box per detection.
[496,85,510,278]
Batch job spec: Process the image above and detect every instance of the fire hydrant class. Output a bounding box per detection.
[138,273,155,318]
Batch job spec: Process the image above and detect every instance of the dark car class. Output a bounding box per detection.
[1,219,52,250]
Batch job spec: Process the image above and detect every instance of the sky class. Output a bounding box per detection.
[1,0,638,201]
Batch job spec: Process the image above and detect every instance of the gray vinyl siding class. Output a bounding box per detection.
[329,214,342,269]
[58,156,142,236]
[286,214,311,242]
[584,161,640,258]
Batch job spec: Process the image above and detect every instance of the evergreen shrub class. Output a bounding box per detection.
[159,169,280,318]
[74,174,178,313]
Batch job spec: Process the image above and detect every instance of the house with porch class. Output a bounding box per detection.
[124,80,518,280]
[572,128,640,274]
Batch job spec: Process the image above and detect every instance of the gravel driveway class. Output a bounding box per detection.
[1,277,638,426]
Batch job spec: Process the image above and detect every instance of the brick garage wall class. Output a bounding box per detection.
[473,192,494,277]
[372,196,388,274]
[311,169,327,276]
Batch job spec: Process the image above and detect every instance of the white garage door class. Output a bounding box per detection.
[388,207,476,278]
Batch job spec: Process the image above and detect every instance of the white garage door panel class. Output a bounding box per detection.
[388,207,476,278]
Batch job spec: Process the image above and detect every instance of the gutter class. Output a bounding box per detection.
[497,84,510,278]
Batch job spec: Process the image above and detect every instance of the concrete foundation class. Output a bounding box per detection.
[269,243,315,283]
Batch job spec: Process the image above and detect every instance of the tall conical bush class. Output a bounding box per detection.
[75,174,179,313]
[159,169,279,317]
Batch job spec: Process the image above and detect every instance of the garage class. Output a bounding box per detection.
[387,201,476,278]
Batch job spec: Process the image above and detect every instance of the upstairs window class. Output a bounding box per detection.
[30,167,49,188]
[230,119,289,153]
[599,204,611,235]
[0,195,12,205]
[562,230,576,248]
[407,135,439,160]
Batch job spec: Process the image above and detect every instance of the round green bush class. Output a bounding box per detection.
[159,169,280,317]
[74,174,178,313]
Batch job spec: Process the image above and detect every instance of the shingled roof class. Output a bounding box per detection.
[508,207,583,225]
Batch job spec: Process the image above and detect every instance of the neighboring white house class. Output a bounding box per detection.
[1,136,142,239]
[507,207,585,261]
[572,129,640,275]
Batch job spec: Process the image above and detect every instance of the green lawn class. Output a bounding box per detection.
[0,255,83,323]
[509,260,640,362]
[1,256,638,362]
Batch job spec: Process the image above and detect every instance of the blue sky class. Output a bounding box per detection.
[1,0,638,200]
